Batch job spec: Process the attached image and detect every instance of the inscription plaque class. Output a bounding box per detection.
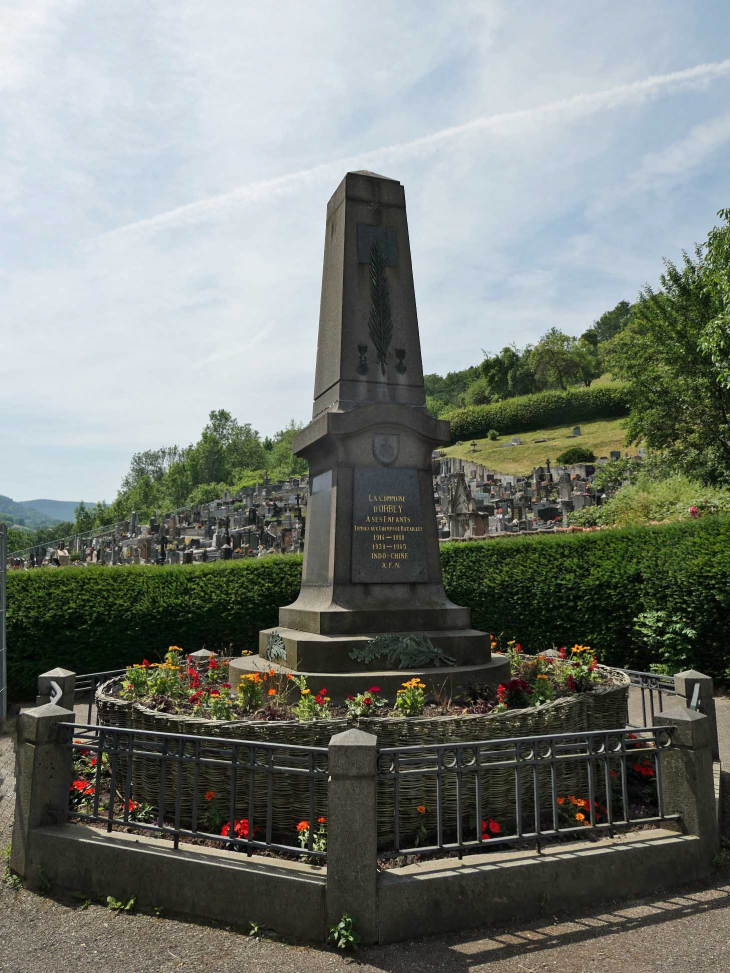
[351,466,427,583]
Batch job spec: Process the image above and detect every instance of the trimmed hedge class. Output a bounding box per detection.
[6,516,730,698]
[5,558,302,699]
[443,384,630,442]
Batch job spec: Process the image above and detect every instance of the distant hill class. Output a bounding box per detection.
[20,498,92,523]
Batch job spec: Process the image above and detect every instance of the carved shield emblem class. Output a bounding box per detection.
[372,434,399,466]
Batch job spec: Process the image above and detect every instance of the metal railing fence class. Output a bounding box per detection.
[64,722,329,859]
[73,669,126,723]
[377,726,677,859]
[619,668,679,727]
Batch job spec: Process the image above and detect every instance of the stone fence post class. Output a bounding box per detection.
[656,706,720,862]
[36,667,76,711]
[673,669,719,762]
[326,728,378,945]
[10,703,75,882]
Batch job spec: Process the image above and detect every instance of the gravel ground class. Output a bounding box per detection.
[1,692,729,973]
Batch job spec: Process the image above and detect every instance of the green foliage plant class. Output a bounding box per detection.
[487,428,499,440]
[349,633,455,669]
[344,686,388,717]
[236,674,264,713]
[633,610,696,674]
[394,677,427,717]
[291,676,331,721]
[328,913,360,950]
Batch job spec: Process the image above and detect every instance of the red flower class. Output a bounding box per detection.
[481,817,501,838]
[220,683,231,690]
[347,696,355,701]
[567,674,576,691]
[142,659,150,668]
[71,779,95,796]
[589,658,598,671]
[126,799,138,812]
[296,820,309,832]
[369,686,381,693]
[558,647,567,659]
[221,818,250,839]
[208,658,219,670]
[317,817,326,824]
[363,697,373,706]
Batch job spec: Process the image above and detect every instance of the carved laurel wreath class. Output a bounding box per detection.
[367,242,393,376]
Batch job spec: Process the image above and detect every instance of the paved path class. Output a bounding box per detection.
[1,694,729,973]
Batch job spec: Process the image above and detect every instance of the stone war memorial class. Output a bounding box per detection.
[11,171,722,948]
[231,170,508,700]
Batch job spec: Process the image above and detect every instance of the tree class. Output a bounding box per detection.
[607,246,730,484]
[583,300,633,345]
[701,208,730,388]
[529,329,582,390]
[479,345,539,400]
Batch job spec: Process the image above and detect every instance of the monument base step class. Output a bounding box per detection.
[228,653,510,705]
[257,626,492,672]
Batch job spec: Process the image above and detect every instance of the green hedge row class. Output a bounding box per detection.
[5,557,303,699]
[443,384,630,441]
[6,516,729,698]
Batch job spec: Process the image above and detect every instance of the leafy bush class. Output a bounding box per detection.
[555,446,597,465]
[6,517,730,696]
[443,384,630,442]
[571,473,730,528]
[487,429,499,441]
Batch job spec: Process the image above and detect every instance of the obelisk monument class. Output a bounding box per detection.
[232,171,507,699]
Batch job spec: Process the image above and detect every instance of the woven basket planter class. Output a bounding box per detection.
[96,667,629,847]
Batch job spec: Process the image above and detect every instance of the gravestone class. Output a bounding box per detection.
[572,426,581,437]
[610,451,621,462]
[230,172,507,699]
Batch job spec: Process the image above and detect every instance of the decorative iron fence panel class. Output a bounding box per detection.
[64,723,328,859]
[377,726,677,857]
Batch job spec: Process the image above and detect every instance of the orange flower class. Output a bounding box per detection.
[268,668,276,678]
[575,812,585,822]
[557,797,565,805]
[296,820,309,832]
[205,791,216,801]
[267,688,277,696]
[416,805,426,814]
[317,817,326,824]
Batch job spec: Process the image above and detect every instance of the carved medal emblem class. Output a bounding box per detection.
[372,434,399,466]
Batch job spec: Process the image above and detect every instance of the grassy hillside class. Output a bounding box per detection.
[444,417,632,476]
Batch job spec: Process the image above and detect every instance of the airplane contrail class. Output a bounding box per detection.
[97,59,730,240]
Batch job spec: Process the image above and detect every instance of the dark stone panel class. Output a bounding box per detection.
[351,466,427,583]
[356,223,398,266]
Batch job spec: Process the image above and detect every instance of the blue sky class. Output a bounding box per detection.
[2,1,730,502]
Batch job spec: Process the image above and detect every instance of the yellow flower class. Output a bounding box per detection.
[301,688,311,695]
[536,674,548,680]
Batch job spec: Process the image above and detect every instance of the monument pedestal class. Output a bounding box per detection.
[229,172,507,703]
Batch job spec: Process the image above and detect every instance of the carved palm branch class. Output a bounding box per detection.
[367,242,393,375]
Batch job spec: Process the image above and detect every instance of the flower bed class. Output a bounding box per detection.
[95,643,630,846]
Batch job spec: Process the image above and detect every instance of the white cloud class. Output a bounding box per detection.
[2,2,730,500]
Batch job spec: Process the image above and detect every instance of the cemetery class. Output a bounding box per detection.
[6,173,725,947]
